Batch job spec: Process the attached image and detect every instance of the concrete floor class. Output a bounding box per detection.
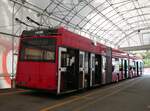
[0,75,150,111]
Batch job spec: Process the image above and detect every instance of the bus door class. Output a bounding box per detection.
[124,59,128,79]
[79,51,85,89]
[58,47,78,94]
[57,47,67,94]
[90,53,95,87]
[140,62,143,76]
[84,52,90,88]
[136,61,139,76]
[102,56,106,84]
[95,55,101,85]
[105,47,112,84]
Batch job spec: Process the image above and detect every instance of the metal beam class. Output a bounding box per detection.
[116,26,150,45]
[119,44,150,51]
[0,31,19,37]
[9,0,114,45]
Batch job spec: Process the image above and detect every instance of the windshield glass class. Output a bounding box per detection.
[20,38,56,62]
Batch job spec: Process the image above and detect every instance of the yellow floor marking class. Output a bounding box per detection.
[40,78,141,111]
[40,96,84,111]
[73,79,143,111]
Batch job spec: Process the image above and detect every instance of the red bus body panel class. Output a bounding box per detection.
[16,36,58,91]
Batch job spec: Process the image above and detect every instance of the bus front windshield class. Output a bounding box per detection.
[20,38,56,62]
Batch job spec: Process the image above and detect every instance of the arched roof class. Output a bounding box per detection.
[1,0,150,48]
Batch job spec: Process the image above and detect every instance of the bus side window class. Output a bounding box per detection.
[61,52,69,67]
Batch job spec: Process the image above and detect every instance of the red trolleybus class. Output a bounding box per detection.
[16,27,143,94]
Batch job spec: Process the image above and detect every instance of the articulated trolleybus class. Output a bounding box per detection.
[16,27,143,94]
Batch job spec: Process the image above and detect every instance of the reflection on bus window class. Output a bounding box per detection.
[25,48,42,60]
[79,54,83,67]
[20,38,56,62]
[61,52,68,67]
[84,53,89,74]
[112,58,120,73]
[102,56,106,72]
